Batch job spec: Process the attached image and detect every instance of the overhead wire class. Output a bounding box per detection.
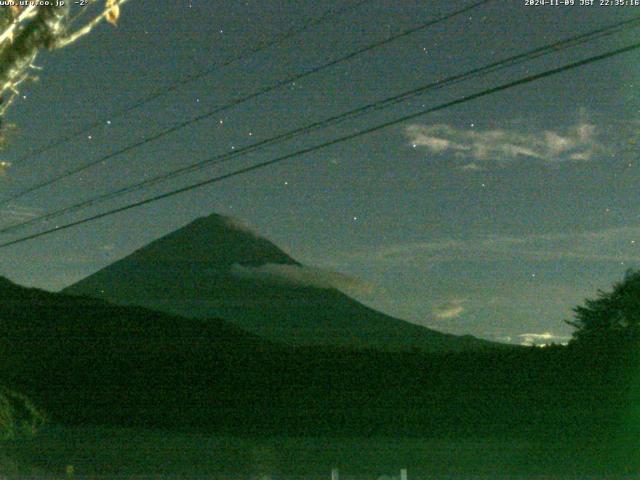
[0,0,494,207]
[7,0,373,166]
[1,15,639,235]
[1,39,638,248]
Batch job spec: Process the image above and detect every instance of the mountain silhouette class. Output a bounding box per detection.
[0,275,288,428]
[0,275,506,434]
[0,275,622,441]
[65,213,495,352]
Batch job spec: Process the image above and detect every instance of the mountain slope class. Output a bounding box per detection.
[0,275,287,428]
[0,277,619,440]
[65,213,496,352]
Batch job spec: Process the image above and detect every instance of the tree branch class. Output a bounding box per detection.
[54,0,131,49]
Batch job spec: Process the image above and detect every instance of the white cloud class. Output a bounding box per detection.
[405,121,605,165]
[220,215,261,237]
[517,332,571,346]
[230,263,373,295]
[413,135,453,153]
[459,162,485,172]
[432,299,465,320]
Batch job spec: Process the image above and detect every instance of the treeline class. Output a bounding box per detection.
[0,275,637,443]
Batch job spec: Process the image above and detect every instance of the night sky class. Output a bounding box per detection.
[0,0,638,345]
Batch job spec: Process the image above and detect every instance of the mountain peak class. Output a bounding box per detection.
[193,212,256,232]
[118,213,298,268]
[65,212,495,352]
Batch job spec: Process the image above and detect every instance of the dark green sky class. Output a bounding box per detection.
[0,0,638,345]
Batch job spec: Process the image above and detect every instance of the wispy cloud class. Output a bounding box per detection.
[221,215,261,237]
[230,263,374,295]
[0,204,42,223]
[459,162,485,172]
[335,225,640,266]
[487,334,513,343]
[405,121,605,165]
[432,298,466,320]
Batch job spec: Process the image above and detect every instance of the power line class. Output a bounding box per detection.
[0,0,494,207]
[1,40,637,249]
[2,16,639,235]
[8,0,372,165]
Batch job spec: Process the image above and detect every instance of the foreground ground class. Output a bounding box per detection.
[1,426,638,477]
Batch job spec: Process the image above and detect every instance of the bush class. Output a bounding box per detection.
[0,387,46,439]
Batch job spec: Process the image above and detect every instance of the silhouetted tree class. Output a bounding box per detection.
[567,269,640,349]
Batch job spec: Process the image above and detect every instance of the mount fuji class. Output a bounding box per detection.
[65,213,496,352]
